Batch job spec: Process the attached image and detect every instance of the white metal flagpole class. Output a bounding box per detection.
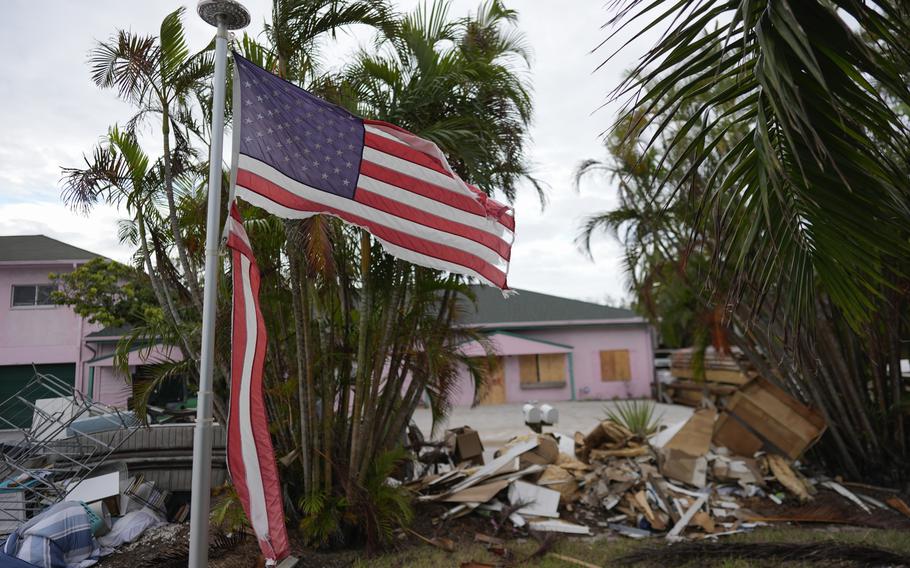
[189,2,249,567]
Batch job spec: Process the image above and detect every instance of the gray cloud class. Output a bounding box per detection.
[0,1,644,304]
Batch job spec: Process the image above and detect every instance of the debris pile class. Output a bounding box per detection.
[664,347,752,406]
[405,382,910,542]
[0,371,205,567]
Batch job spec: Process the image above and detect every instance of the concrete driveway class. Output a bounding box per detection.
[412,400,693,447]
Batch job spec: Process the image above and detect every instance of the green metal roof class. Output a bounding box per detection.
[85,324,134,340]
[0,235,102,263]
[457,285,639,328]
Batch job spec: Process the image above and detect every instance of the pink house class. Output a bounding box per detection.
[0,235,180,428]
[451,286,655,406]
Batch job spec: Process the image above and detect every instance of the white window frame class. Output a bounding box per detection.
[10,283,58,310]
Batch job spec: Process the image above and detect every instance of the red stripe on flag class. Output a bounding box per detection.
[363,131,451,178]
[354,187,511,261]
[237,169,508,287]
[227,232,255,260]
[227,251,248,506]
[362,118,417,137]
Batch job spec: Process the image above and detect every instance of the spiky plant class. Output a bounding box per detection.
[604,399,662,439]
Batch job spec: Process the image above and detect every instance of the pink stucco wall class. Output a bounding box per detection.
[451,325,654,406]
[0,262,100,392]
[84,342,134,408]
[1,261,146,409]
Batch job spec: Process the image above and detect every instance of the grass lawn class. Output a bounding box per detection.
[355,526,910,567]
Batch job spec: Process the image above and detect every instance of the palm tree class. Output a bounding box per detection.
[593,1,910,478]
[343,0,541,203]
[89,7,214,308]
[604,0,910,327]
[66,0,534,547]
[222,0,530,547]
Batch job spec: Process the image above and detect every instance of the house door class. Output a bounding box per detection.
[0,363,75,429]
[479,357,506,405]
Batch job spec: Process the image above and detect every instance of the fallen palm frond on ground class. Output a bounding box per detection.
[617,541,910,567]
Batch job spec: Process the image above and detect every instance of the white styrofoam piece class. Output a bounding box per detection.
[66,471,121,503]
[528,519,591,535]
[508,480,560,518]
[447,439,538,495]
[30,397,79,442]
[554,432,576,457]
[649,418,688,449]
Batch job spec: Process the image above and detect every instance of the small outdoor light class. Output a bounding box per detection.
[197,0,251,29]
[523,401,559,433]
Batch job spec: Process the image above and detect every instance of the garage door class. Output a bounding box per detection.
[0,364,75,429]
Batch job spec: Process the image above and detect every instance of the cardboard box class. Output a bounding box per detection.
[656,409,716,488]
[445,426,484,465]
[658,448,707,488]
[518,435,559,469]
[712,377,826,459]
[664,408,716,456]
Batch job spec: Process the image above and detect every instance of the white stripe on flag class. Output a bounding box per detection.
[238,254,270,539]
[357,175,513,240]
[364,124,402,143]
[226,216,253,250]
[237,155,510,268]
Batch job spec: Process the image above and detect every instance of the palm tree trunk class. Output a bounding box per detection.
[300,275,321,492]
[358,266,406,482]
[288,250,313,493]
[348,232,371,487]
[161,104,202,309]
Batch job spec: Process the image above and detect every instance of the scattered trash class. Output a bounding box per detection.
[403,393,909,545]
[445,426,485,466]
[548,552,599,567]
[0,371,195,565]
[407,528,455,552]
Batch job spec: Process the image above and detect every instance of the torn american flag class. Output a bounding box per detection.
[231,52,515,289]
[225,204,290,564]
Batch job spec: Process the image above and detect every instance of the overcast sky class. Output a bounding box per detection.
[0,1,649,305]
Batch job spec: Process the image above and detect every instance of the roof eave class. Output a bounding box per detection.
[460,317,649,329]
[0,259,96,267]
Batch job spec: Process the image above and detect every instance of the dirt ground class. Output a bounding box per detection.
[95,494,910,568]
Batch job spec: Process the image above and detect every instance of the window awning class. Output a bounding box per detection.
[459,331,573,357]
[86,344,183,368]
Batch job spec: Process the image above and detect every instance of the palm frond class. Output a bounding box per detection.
[606,0,910,327]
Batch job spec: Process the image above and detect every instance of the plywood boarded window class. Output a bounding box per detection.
[600,350,631,382]
[518,354,567,385]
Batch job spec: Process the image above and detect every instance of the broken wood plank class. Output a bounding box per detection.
[407,528,455,552]
[589,446,649,460]
[886,496,910,519]
[667,494,709,539]
[473,533,504,546]
[767,455,811,502]
[822,481,871,514]
[528,519,592,535]
[548,553,600,568]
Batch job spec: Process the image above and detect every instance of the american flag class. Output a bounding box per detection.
[231,53,514,289]
[224,204,290,564]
